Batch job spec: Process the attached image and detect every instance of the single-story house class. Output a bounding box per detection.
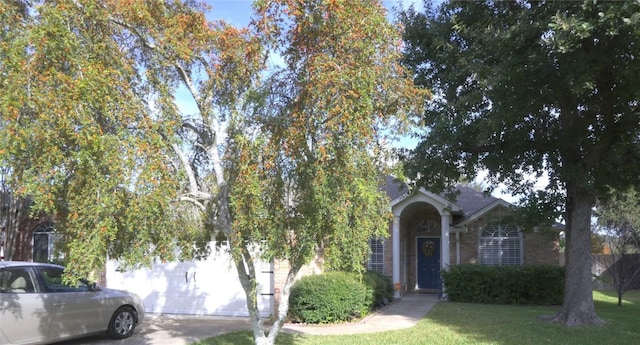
[3,178,561,317]
[379,177,561,299]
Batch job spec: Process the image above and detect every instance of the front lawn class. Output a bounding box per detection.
[193,290,640,345]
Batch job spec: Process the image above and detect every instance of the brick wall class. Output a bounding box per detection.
[9,217,46,261]
[378,208,561,293]
[522,231,561,265]
[272,249,324,313]
[457,226,480,264]
[453,208,561,266]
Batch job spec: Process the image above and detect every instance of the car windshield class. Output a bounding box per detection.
[39,267,91,292]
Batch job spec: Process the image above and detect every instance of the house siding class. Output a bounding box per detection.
[379,207,561,293]
[9,218,49,262]
[455,208,561,266]
[522,231,561,265]
[272,250,324,313]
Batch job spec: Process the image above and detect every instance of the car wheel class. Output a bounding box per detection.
[107,306,137,339]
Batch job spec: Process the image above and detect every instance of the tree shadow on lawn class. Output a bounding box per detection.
[422,295,639,345]
[195,292,640,345]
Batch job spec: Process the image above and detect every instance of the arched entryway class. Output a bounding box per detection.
[390,189,462,297]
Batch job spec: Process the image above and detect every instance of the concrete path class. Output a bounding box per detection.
[53,293,438,344]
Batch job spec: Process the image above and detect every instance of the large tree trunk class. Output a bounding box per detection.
[233,240,302,345]
[549,182,604,326]
[0,191,28,261]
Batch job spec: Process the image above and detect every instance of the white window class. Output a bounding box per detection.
[32,223,61,263]
[368,237,384,274]
[479,225,522,266]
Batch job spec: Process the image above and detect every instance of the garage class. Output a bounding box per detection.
[106,243,274,317]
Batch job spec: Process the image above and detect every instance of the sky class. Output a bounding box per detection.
[185,1,545,203]
[204,1,425,27]
[198,0,425,146]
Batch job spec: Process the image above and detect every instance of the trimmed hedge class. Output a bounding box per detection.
[288,272,370,324]
[441,264,564,305]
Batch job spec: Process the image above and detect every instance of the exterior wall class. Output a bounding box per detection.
[380,205,562,295]
[456,226,480,264]
[272,250,324,314]
[453,207,561,266]
[522,231,561,265]
[9,217,46,261]
[382,222,393,278]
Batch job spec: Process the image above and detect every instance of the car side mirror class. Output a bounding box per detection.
[88,282,102,291]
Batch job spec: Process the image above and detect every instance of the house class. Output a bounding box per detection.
[377,177,561,298]
[4,178,561,317]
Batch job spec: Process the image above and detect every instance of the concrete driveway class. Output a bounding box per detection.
[52,293,439,344]
[52,314,252,345]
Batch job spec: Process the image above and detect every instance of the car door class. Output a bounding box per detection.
[37,266,108,339]
[0,266,49,344]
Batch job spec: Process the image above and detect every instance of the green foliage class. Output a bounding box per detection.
[0,0,213,277]
[401,0,640,201]
[441,264,564,305]
[594,187,640,304]
[1,1,426,343]
[288,272,371,324]
[400,0,640,325]
[363,270,394,308]
[596,188,640,243]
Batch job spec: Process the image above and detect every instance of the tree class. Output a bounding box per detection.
[0,166,31,261]
[594,188,640,306]
[0,1,426,344]
[400,0,640,326]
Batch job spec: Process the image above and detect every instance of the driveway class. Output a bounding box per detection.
[52,293,439,344]
[52,314,252,345]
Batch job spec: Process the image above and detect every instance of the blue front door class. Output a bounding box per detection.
[417,237,440,290]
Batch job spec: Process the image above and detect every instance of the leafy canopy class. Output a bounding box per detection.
[401,0,640,212]
[0,0,262,279]
[400,0,640,326]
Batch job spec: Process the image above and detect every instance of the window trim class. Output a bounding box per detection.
[478,224,523,266]
[0,266,38,294]
[367,237,385,274]
[32,222,61,263]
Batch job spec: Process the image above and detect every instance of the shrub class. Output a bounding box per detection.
[441,264,564,305]
[363,270,394,308]
[288,272,370,324]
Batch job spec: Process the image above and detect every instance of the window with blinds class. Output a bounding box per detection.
[479,225,522,266]
[368,238,384,274]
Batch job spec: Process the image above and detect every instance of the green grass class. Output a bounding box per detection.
[193,290,640,345]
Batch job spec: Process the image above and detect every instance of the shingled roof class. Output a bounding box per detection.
[449,184,502,217]
[384,176,510,223]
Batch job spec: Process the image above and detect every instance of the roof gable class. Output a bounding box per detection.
[386,177,513,221]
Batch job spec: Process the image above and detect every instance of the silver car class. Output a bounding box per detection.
[0,261,144,344]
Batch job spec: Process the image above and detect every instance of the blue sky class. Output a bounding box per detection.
[205,0,424,149]
[205,1,425,26]
[180,1,538,201]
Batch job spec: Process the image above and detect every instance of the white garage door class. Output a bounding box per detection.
[106,244,274,317]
